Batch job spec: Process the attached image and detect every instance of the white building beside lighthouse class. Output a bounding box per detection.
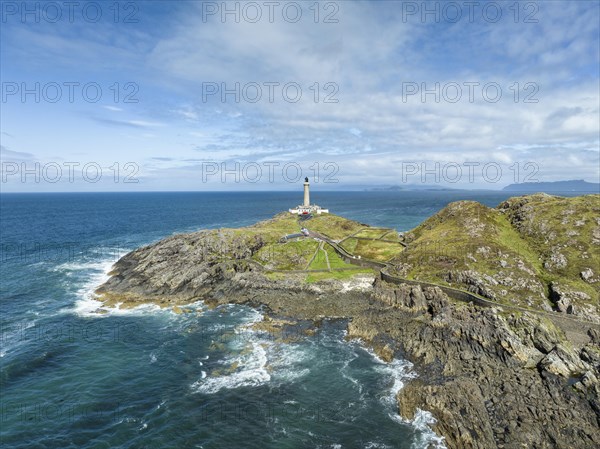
[289,177,329,215]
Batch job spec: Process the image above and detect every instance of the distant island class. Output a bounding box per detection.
[95,192,600,448]
[364,179,600,194]
[503,179,600,193]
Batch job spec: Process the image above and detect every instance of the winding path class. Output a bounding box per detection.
[304,229,600,343]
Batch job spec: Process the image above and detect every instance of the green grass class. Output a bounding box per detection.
[395,202,540,302]
[340,238,358,254]
[264,271,287,281]
[490,212,544,275]
[341,237,404,262]
[195,197,599,314]
[550,275,598,304]
[307,243,362,270]
[378,230,401,241]
[500,194,600,310]
[241,213,302,242]
[354,228,392,239]
[308,245,329,270]
[325,244,353,269]
[238,212,367,243]
[303,214,366,240]
[253,239,319,270]
[237,212,385,283]
[394,196,600,312]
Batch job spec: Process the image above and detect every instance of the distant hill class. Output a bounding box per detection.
[503,180,599,193]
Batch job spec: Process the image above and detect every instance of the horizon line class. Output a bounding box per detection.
[3,188,600,195]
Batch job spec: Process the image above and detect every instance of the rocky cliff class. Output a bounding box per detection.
[96,195,600,448]
[370,278,600,448]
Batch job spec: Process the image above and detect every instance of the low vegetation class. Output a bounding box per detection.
[340,237,404,262]
[353,228,392,239]
[397,194,600,320]
[247,213,384,279]
[193,195,599,321]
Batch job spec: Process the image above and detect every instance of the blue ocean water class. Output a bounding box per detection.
[0,190,553,448]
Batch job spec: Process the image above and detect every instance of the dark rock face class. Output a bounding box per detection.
[398,379,496,449]
[96,226,600,449]
[445,270,498,299]
[372,280,436,311]
[549,281,593,315]
[360,279,600,448]
[375,282,600,449]
[96,229,267,304]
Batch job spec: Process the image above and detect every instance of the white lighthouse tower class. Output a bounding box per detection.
[289,177,329,216]
[303,177,310,207]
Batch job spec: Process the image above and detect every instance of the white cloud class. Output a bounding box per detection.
[1,0,598,190]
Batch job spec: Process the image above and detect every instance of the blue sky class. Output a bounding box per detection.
[1,0,599,191]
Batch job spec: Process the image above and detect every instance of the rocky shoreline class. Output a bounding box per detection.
[96,208,600,448]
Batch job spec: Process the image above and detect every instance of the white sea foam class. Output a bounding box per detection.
[374,358,416,407]
[191,308,270,393]
[203,323,232,332]
[358,343,416,408]
[409,409,447,449]
[364,443,392,449]
[192,309,316,394]
[57,255,206,318]
[269,345,311,383]
[358,343,447,449]
[56,258,116,317]
[60,264,443,449]
[237,307,264,325]
[340,350,362,394]
[191,338,271,394]
[238,315,314,386]
[379,367,447,449]
[102,302,165,317]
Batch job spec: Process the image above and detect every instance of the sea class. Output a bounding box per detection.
[0,190,584,449]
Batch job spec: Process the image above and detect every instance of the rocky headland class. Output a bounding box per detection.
[96,194,600,448]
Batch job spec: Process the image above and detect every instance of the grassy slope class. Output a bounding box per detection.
[341,237,405,262]
[188,196,598,314]
[499,194,600,310]
[396,194,600,314]
[242,212,367,241]
[254,239,320,270]
[244,213,377,276]
[354,228,392,239]
[305,213,368,240]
